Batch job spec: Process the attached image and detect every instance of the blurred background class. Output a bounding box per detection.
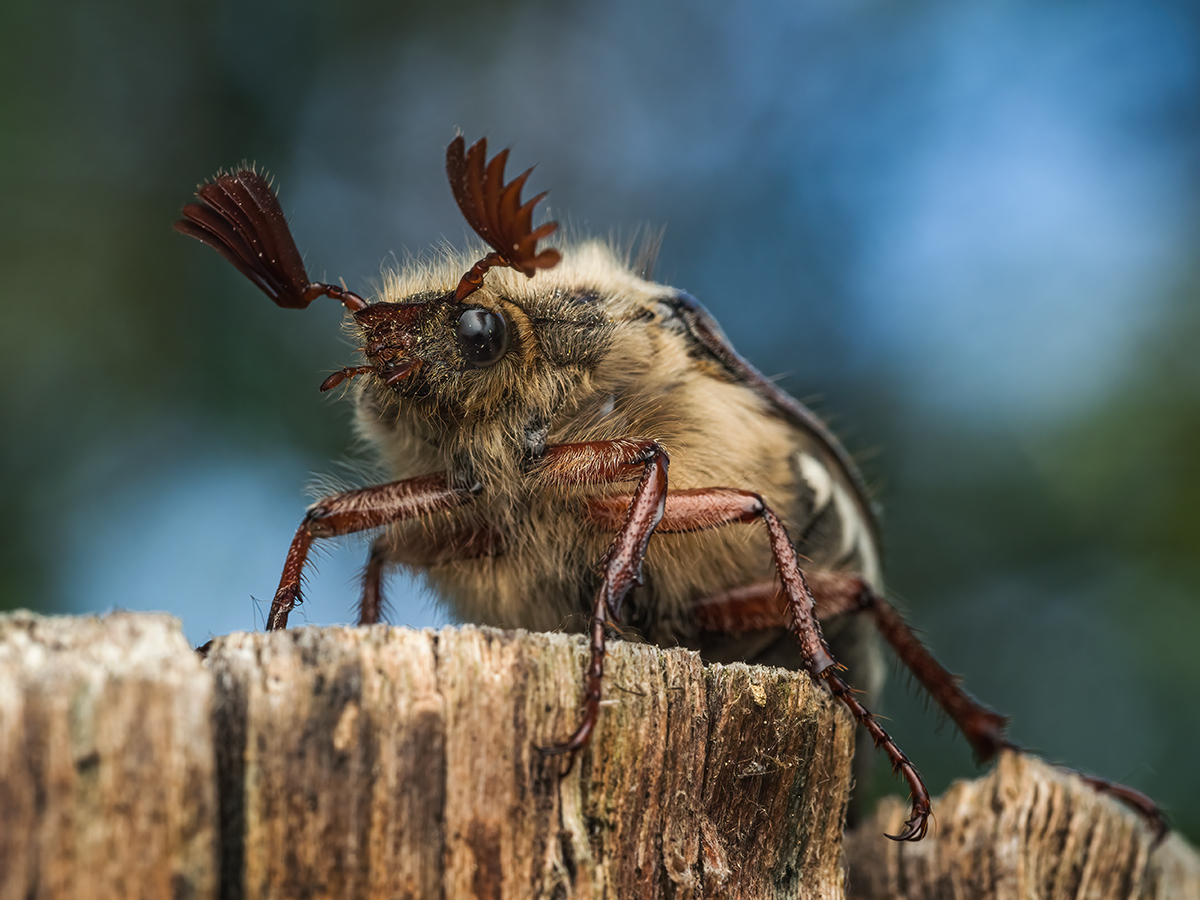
[3,0,1198,840]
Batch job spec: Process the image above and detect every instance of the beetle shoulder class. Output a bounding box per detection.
[641,291,879,536]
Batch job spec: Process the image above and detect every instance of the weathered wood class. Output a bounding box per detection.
[0,611,216,900]
[844,750,1200,900]
[13,613,1196,899]
[1,612,855,900]
[204,625,855,899]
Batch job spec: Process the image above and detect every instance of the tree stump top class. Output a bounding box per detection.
[2,612,855,900]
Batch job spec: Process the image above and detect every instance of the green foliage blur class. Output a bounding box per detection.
[2,0,1197,842]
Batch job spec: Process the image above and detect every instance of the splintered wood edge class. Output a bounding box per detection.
[4,612,855,900]
[844,750,1200,900]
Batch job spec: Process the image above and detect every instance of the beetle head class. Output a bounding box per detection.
[175,137,561,413]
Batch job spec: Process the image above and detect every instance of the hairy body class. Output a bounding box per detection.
[360,246,878,664]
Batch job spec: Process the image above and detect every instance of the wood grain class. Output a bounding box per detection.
[0,611,216,900]
[8,612,1198,900]
[844,750,1200,900]
[204,624,854,899]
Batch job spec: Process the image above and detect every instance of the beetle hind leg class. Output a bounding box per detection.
[693,574,1011,761]
[694,574,1169,839]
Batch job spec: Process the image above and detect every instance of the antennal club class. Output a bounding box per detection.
[446,136,562,301]
[175,169,368,313]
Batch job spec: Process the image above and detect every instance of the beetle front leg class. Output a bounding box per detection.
[269,474,473,630]
[534,440,669,761]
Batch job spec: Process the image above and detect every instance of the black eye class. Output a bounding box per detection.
[455,307,508,367]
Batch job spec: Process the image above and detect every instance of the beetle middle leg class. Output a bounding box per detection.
[586,486,932,841]
[357,538,390,627]
[357,524,504,626]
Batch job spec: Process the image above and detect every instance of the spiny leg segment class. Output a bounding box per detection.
[535,440,670,760]
[694,573,1010,760]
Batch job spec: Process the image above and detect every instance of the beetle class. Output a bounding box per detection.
[176,136,1158,843]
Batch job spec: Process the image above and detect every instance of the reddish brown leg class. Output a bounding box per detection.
[1078,774,1169,842]
[588,487,931,841]
[356,524,503,626]
[696,574,1169,839]
[695,574,1010,760]
[269,474,472,630]
[357,537,389,626]
[536,440,669,762]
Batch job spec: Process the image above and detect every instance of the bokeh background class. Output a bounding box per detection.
[4,0,1198,840]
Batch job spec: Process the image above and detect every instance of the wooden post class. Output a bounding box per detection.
[844,751,1200,900]
[0,611,216,900]
[7,611,1199,899]
[2,612,855,899]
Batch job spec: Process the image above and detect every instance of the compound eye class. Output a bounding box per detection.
[455,307,508,368]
